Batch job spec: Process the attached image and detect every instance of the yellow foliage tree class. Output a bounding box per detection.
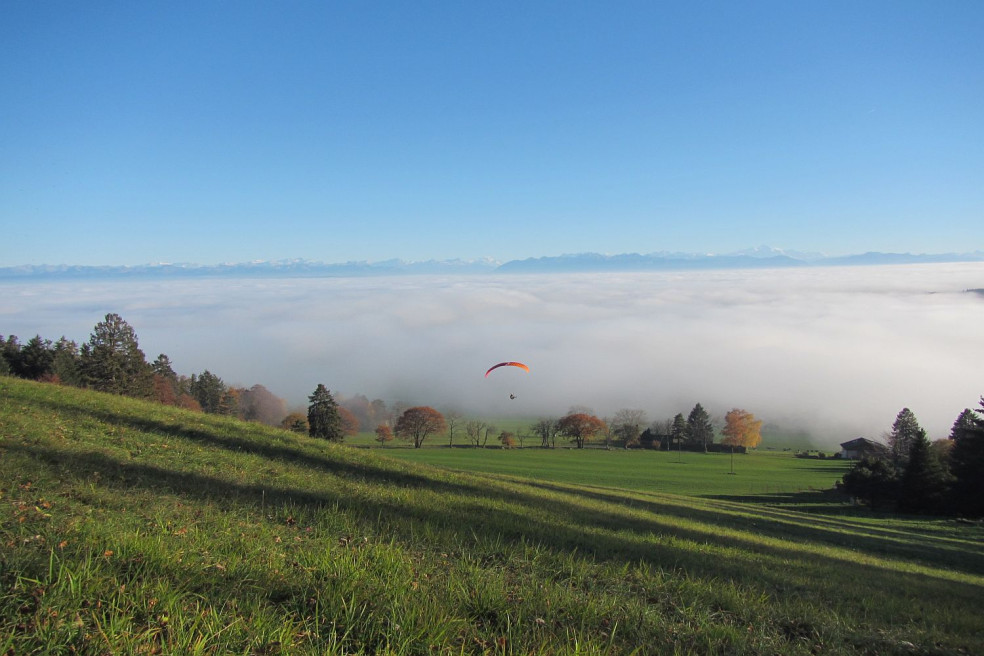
[721,408,763,449]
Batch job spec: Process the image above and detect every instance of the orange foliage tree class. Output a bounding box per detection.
[394,406,446,448]
[721,408,763,449]
[374,424,394,447]
[557,412,606,449]
[338,406,360,437]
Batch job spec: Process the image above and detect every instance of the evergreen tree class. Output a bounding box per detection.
[685,403,714,451]
[308,384,344,442]
[51,337,82,386]
[152,354,177,380]
[949,399,984,517]
[0,335,20,376]
[190,370,226,413]
[671,413,687,451]
[839,456,899,508]
[79,313,153,397]
[899,431,948,514]
[20,335,54,380]
[888,407,924,467]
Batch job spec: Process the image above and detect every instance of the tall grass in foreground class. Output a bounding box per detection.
[2,377,982,655]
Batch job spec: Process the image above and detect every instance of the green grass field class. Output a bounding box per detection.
[2,377,982,655]
[377,446,850,498]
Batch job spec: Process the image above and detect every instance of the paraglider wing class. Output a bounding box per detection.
[484,361,530,378]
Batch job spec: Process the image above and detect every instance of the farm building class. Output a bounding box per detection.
[839,437,888,460]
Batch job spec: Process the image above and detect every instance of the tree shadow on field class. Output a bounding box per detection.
[708,489,860,513]
[9,435,984,652]
[520,480,984,578]
[24,396,489,497]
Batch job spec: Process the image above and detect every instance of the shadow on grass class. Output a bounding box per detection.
[10,436,984,607]
[518,479,984,578]
[8,383,984,640]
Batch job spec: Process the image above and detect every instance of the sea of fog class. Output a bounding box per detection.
[2,263,983,446]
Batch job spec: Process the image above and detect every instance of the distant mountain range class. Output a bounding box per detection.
[2,248,983,280]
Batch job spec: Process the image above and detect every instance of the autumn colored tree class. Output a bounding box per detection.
[338,405,360,437]
[218,387,240,416]
[374,424,394,447]
[721,408,763,449]
[281,411,308,433]
[240,384,288,426]
[150,354,178,405]
[79,313,153,397]
[557,412,606,449]
[500,431,517,449]
[308,384,344,442]
[394,406,446,448]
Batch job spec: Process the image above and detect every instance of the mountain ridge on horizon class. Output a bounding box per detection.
[2,247,983,279]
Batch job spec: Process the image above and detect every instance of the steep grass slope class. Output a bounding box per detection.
[1,377,982,655]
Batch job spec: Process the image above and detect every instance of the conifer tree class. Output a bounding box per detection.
[79,313,153,397]
[308,384,344,442]
[190,370,226,413]
[51,337,81,386]
[671,413,687,451]
[899,431,948,514]
[949,400,984,517]
[686,403,715,451]
[888,407,925,467]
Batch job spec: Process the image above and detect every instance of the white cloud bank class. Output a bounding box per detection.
[2,263,983,445]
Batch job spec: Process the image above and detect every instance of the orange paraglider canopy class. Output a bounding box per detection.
[484,361,530,378]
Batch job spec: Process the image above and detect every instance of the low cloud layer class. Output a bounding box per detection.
[2,263,982,445]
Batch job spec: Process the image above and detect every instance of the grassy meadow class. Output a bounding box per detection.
[378,446,850,498]
[2,377,983,655]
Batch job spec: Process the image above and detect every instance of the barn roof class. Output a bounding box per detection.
[839,437,885,450]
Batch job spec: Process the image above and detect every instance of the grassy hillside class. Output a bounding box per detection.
[2,377,982,655]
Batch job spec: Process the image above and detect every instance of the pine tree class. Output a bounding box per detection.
[51,337,82,386]
[888,407,924,467]
[308,384,344,442]
[686,403,714,451]
[899,431,948,514]
[190,370,226,413]
[949,400,984,517]
[79,313,153,397]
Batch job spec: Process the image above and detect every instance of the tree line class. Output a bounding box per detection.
[8,313,982,516]
[0,313,389,433]
[839,404,984,517]
[1,313,766,453]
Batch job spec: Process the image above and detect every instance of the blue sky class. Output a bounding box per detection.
[2,1,982,266]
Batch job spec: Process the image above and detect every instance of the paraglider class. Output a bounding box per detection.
[484,361,530,378]
[485,361,529,400]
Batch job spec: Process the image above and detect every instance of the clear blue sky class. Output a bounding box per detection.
[2,1,982,266]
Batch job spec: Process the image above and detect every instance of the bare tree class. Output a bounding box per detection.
[443,408,463,447]
[531,418,557,448]
[612,409,647,449]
